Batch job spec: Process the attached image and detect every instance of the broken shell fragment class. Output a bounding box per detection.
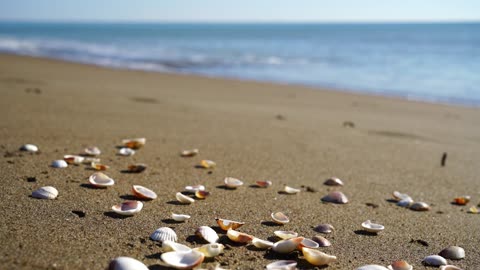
[224,177,243,188]
[83,157,100,164]
[195,190,210,199]
[252,238,274,249]
[410,202,430,211]
[321,191,348,204]
[272,237,304,254]
[122,138,146,149]
[356,265,389,270]
[255,180,272,188]
[88,172,114,187]
[171,213,191,222]
[274,230,298,240]
[108,256,149,270]
[127,163,147,173]
[284,186,300,194]
[111,201,143,216]
[439,266,464,270]
[51,160,68,168]
[312,235,331,247]
[199,160,216,169]
[298,238,320,250]
[31,186,58,199]
[150,227,178,243]
[467,206,479,214]
[439,246,465,260]
[162,240,191,252]
[63,155,85,165]
[181,149,199,157]
[132,185,157,200]
[302,247,337,266]
[91,161,109,171]
[387,260,413,270]
[176,192,195,204]
[423,255,447,266]
[20,144,38,152]
[161,250,204,270]
[324,177,344,186]
[194,243,224,258]
[361,220,384,233]
[84,146,101,156]
[266,260,297,270]
[184,185,205,193]
[314,224,335,234]
[271,212,290,225]
[118,147,135,156]
[453,196,470,205]
[216,218,245,231]
[196,226,219,244]
[226,229,253,244]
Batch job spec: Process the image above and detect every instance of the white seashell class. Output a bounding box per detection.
[410,202,430,211]
[84,146,101,156]
[226,229,253,244]
[392,191,412,202]
[63,155,85,164]
[161,250,204,269]
[181,149,199,157]
[122,138,146,149]
[216,218,245,231]
[31,186,58,199]
[108,256,149,270]
[397,197,413,207]
[387,260,413,270]
[439,246,465,260]
[361,220,384,233]
[251,238,274,249]
[271,212,289,224]
[51,160,68,168]
[20,144,38,152]
[162,240,191,252]
[314,224,335,234]
[324,177,344,186]
[118,147,135,156]
[176,192,195,204]
[440,265,464,270]
[171,213,191,222]
[199,159,216,169]
[89,172,114,187]
[196,226,219,244]
[132,185,157,200]
[423,255,447,266]
[312,235,331,247]
[256,180,272,187]
[266,260,297,270]
[150,227,178,242]
[194,243,224,258]
[83,157,100,164]
[274,230,298,240]
[184,185,205,193]
[284,186,300,194]
[302,247,337,266]
[298,238,320,250]
[272,237,304,254]
[321,191,348,204]
[224,177,243,188]
[356,265,390,270]
[111,201,143,216]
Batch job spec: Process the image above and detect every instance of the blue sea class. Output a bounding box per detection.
[1,22,479,106]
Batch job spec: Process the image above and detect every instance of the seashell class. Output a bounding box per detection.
[387,260,413,270]
[361,220,384,233]
[199,159,216,169]
[122,138,146,149]
[111,201,143,216]
[194,243,224,258]
[274,230,298,240]
[439,265,464,270]
[88,172,114,187]
[423,255,447,266]
[438,246,465,260]
[266,260,297,270]
[453,196,470,205]
[150,227,178,242]
[196,226,219,244]
[51,160,68,168]
[251,238,274,249]
[321,191,348,204]
[271,212,289,224]
[397,197,413,207]
[226,229,253,244]
[161,250,204,269]
[181,149,199,157]
[176,192,195,204]
[162,240,191,252]
[84,146,101,156]
[224,177,243,188]
[63,155,84,165]
[91,161,109,171]
[302,247,337,266]
[171,213,191,222]
[83,157,100,164]
[195,190,210,199]
[467,206,479,214]
[312,235,331,247]
[184,185,205,193]
[410,202,430,211]
[324,177,344,186]
[31,186,58,199]
[272,237,304,254]
[20,144,38,152]
[284,186,300,194]
[256,180,272,188]
[118,147,135,156]
[216,218,245,231]
[392,191,412,202]
[132,185,157,200]
[298,238,320,250]
[356,265,389,270]
[108,256,149,270]
[314,224,335,234]
[127,163,147,173]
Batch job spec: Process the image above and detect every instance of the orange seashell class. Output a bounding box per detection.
[453,196,470,205]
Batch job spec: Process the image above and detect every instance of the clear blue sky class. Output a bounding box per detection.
[1,0,479,22]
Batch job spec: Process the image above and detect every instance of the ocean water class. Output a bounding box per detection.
[0,22,479,105]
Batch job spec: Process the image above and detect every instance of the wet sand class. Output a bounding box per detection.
[0,53,479,269]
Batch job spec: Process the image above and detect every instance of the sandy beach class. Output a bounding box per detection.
[0,53,479,269]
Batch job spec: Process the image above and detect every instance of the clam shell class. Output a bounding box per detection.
[176,192,195,204]
[194,243,224,258]
[127,163,147,173]
[271,212,289,224]
[216,218,245,231]
[195,190,210,199]
[199,160,216,169]
[423,255,447,266]
[226,229,253,244]
[410,202,430,211]
[196,226,219,244]
[392,191,412,201]
[20,144,38,152]
[387,260,413,270]
[397,197,413,207]
[302,247,337,266]
[361,220,384,233]
[132,185,157,200]
[356,265,390,270]
[467,206,479,214]
[298,238,320,250]
[171,213,191,222]
[284,186,300,194]
[161,250,204,269]
[312,235,331,247]
[111,201,143,216]
[84,146,101,156]
[224,177,243,188]
[122,138,146,149]
[266,260,297,270]
[272,237,304,254]
[439,246,465,260]
[251,238,274,249]
[439,265,464,270]
[63,155,85,165]
[181,149,199,157]
[324,177,344,186]
[256,180,272,188]
[184,185,205,193]
[453,196,470,205]
[83,157,100,164]
[31,186,58,199]
[314,224,335,234]
[108,256,149,270]
[150,227,178,242]
[162,240,192,252]
[89,172,114,187]
[51,160,68,168]
[274,230,298,240]
[118,147,135,156]
[321,191,348,204]
[91,161,109,171]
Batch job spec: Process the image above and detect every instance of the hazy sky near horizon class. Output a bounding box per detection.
[1,0,479,22]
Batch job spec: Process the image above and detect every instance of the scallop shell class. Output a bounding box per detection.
[356,265,389,270]
[89,172,114,187]
[195,226,219,244]
[20,144,38,152]
[127,163,147,173]
[302,247,337,266]
[150,227,178,242]
[439,265,464,270]
[321,191,348,204]
[111,201,143,216]
[312,235,331,247]
[251,238,274,249]
[184,185,205,193]
[91,161,109,171]
[171,213,191,222]
[439,246,465,260]
[132,185,157,200]
[63,155,85,165]
[108,256,149,270]
[176,192,195,204]
[410,202,430,211]
[194,243,225,258]
[453,196,470,205]
[195,190,210,199]
[272,237,304,253]
[387,260,413,270]
[162,240,192,252]
[271,212,289,224]
[118,147,135,156]
[274,230,298,240]
[324,177,344,186]
[256,180,272,188]
[314,224,335,234]
[161,250,204,269]
[224,177,243,188]
[122,138,146,149]
[84,146,101,156]
[361,220,384,233]
[51,160,68,168]
[181,149,199,157]
[216,218,245,231]
[31,186,58,199]
[284,186,300,194]
[199,159,216,169]
[266,260,297,270]
[423,255,447,266]
[226,229,253,244]
[298,238,320,250]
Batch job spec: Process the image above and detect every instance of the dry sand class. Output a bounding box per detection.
[0,53,479,269]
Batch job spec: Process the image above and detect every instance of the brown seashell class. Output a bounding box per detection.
[255,180,272,188]
[226,229,253,244]
[122,138,146,149]
[324,177,344,186]
[215,218,245,231]
[195,190,210,199]
[410,202,430,211]
[312,235,331,247]
[127,163,147,173]
[387,260,413,270]
[91,161,109,171]
[321,191,348,204]
[314,224,335,234]
[452,196,470,205]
